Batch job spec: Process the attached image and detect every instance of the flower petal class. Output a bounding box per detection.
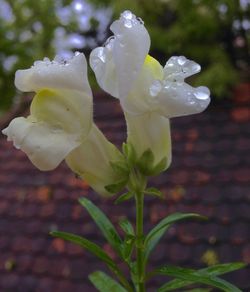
[15,52,91,95]
[164,56,201,81]
[2,117,81,170]
[156,82,211,118]
[30,88,92,137]
[90,10,150,99]
[125,111,171,168]
[120,55,164,115]
[90,46,119,98]
[66,124,123,196]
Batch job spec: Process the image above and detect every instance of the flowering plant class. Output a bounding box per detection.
[2,10,245,292]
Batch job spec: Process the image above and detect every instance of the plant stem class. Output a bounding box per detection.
[135,190,145,292]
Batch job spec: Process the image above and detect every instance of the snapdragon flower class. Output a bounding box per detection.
[90,11,210,170]
[2,52,122,196]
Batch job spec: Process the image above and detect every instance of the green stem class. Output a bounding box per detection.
[135,190,145,292]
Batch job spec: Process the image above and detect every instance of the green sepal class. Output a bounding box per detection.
[144,213,206,263]
[144,187,164,198]
[50,231,117,270]
[89,271,127,292]
[158,262,246,291]
[78,197,123,256]
[115,192,133,204]
[136,149,154,175]
[150,157,168,176]
[155,265,243,292]
[105,179,128,194]
[119,217,135,236]
[122,142,137,167]
[110,160,130,177]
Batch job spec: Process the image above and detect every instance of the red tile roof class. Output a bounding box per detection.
[0,91,250,291]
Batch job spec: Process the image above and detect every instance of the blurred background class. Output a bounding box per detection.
[0,0,250,291]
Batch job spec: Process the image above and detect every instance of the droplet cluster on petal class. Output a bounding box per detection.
[163,56,201,82]
[119,10,144,29]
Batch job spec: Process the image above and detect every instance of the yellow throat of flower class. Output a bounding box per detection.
[144,55,163,80]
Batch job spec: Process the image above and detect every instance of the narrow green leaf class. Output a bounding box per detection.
[50,231,116,269]
[159,262,246,291]
[144,213,205,262]
[156,265,243,292]
[79,197,123,255]
[187,289,211,292]
[119,218,135,236]
[118,218,135,263]
[122,235,135,263]
[51,231,132,291]
[105,179,128,194]
[144,187,164,198]
[136,149,154,175]
[150,157,168,176]
[89,271,127,292]
[115,192,133,204]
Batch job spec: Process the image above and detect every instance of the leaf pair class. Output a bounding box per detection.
[144,213,206,264]
[155,263,246,291]
[51,197,133,291]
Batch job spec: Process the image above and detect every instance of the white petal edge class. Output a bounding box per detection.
[157,83,211,118]
[2,117,81,171]
[90,10,150,99]
[15,52,91,95]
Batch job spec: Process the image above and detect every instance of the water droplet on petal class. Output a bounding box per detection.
[124,19,133,28]
[194,86,210,100]
[191,63,201,73]
[149,80,162,97]
[163,80,172,89]
[177,56,187,66]
[122,10,133,20]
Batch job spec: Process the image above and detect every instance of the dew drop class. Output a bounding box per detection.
[177,56,187,66]
[149,80,162,97]
[124,19,133,28]
[192,63,201,73]
[122,10,133,20]
[194,86,210,100]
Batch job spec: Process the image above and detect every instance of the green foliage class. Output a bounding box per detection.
[78,197,123,256]
[51,196,245,291]
[0,0,61,113]
[88,0,250,99]
[144,213,206,263]
[156,265,244,292]
[50,231,117,268]
[159,263,246,291]
[89,271,127,292]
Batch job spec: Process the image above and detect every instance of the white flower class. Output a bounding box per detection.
[2,52,124,196]
[90,10,211,169]
[2,52,92,171]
